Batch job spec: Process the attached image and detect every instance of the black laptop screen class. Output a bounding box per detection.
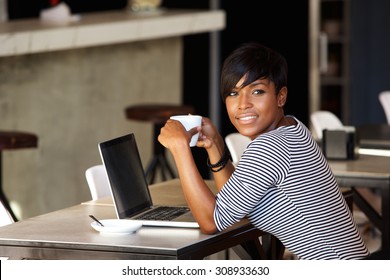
[99,133,152,218]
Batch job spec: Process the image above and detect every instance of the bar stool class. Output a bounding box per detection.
[0,131,38,221]
[125,104,195,184]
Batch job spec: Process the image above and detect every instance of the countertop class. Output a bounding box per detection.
[0,9,225,57]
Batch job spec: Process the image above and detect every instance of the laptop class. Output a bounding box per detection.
[98,133,199,228]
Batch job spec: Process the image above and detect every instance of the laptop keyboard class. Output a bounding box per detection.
[135,206,190,221]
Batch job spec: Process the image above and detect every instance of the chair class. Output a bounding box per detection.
[85,165,111,200]
[379,91,390,124]
[310,110,344,141]
[225,133,251,166]
[0,200,14,227]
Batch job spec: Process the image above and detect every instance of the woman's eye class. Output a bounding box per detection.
[253,89,264,95]
[228,91,238,97]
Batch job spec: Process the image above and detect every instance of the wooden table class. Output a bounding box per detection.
[328,154,390,255]
[0,179,283,260]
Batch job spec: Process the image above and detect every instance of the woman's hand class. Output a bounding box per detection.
[196,117,224,150]
[158,119,198,151]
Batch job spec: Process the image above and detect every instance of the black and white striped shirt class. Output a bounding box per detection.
[214,117,369,259]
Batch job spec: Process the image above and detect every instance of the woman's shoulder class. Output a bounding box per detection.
[249,129,291,157]
[277,115,311,135]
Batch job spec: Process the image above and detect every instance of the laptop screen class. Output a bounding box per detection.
[98,133,153,218]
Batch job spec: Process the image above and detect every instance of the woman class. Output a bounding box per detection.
[158,42,368,260]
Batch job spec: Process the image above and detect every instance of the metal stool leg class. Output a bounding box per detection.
[158,154,176,179]
[0,152,18,222]
[144,124,177,184]
[145,157,159,184]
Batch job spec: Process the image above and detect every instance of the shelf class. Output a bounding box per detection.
[309,0,350,122]
[321,76,347,86]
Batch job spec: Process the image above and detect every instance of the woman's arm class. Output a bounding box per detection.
[158,118,218,234]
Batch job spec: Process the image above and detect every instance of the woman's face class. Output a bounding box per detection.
[225,75,287,140]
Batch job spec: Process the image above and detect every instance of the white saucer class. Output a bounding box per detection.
[91,219,142,235]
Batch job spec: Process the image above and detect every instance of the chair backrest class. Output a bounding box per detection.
[85,164,111,200]
[310,110,344,140]
[379,91,390,124]
[225,133,251,166]
[0,201,14,227]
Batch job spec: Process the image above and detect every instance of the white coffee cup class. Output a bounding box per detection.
[170,115,202,147]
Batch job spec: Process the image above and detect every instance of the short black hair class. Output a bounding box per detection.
[220,42,288,102]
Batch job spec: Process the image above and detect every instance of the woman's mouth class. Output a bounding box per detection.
[238,115,257,121]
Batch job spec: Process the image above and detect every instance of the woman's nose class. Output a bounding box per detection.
[238,93,251,109]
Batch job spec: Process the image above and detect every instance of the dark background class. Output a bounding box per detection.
[349,0,390,125]
[162,0,309,178]
[162,0,309,135]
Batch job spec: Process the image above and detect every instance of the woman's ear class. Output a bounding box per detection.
[277,87,288,107]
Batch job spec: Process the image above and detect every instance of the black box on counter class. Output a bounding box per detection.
[322,126,359,160]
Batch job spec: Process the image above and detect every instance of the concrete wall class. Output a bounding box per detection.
[0,37,182,219]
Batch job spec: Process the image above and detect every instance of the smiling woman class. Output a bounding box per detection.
[158,42,370,260]
[220,43,292,139]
